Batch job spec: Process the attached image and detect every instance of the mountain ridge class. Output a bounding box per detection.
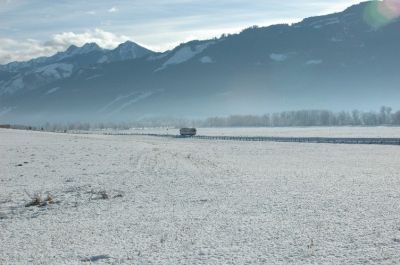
[0,41,154,72]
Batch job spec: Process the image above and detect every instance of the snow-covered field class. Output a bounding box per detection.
[111,126,400,138]
[1,128,400,264]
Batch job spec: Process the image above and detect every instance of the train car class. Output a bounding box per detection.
[180,128,197,137]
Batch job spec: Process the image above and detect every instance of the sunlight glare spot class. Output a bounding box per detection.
[364,0,400,28]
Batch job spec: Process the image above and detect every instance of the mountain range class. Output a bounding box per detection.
[1,1,400,124]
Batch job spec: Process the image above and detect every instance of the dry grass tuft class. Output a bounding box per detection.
[89,189,110,200]
[24,191,55,207]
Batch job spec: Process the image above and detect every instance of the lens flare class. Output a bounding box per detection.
[364,0,400,28]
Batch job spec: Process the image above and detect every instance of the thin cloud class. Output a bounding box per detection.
[47,29,130,49]
[108,7,118,13]
[86,10,96,15]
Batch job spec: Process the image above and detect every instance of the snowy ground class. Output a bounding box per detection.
[105,126,400,138]
[1,128,400,264]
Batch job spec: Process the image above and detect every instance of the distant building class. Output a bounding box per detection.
[180,128,197,136]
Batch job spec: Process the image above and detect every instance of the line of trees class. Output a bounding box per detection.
[39,118,192,132]
[202,106,400,127]
[36,106,400,131]
[203,106,400,127]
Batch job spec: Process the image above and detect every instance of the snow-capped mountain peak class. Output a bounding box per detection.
[117,40,138,49]
[65,44,79,54]
[108,41,153,61]
[79,43,102,53]
[65,43,103,57]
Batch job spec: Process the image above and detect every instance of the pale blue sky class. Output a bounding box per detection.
[0,0,362,64]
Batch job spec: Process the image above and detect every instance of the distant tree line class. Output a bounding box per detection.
[31,106,400,131]
[202,106,400,127]
[39,117,194,132]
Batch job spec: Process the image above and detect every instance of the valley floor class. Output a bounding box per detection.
[1,129,400,264]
